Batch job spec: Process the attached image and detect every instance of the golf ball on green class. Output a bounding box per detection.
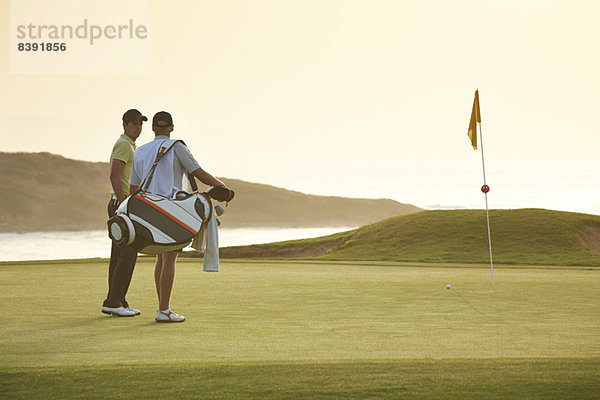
[446,284,451,289]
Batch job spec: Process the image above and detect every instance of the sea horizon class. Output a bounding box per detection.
[0,226,356,262]
[218,158,600,216]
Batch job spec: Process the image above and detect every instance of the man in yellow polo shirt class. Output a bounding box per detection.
[102,109,147,317]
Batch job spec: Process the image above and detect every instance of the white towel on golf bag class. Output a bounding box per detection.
[191,206,219,272]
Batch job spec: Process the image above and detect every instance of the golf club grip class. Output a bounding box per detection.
[188,173,198,192]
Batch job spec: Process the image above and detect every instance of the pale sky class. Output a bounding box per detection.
[2,0,599,174]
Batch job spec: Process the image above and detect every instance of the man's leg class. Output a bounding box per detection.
[154,252,185,322]
[158,251,178,311]
[105,244,137,308]
[117,245,138,308]
[103,241,121,307]
[104,199,121,308]
[154,254,163,306]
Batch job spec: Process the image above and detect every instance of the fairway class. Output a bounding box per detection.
[1,259,599,399]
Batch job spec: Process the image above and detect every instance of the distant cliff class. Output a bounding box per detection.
[0,152,421,232]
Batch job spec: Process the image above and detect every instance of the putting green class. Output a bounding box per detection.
[1,259,598,399]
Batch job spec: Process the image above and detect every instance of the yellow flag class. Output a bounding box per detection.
[467,90,481,150]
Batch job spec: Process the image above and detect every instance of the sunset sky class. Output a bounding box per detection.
[2,0,599,187]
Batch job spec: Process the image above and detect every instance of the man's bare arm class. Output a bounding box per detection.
[109,159,127,203]
[191,168,225,188]
[129,184,139,195]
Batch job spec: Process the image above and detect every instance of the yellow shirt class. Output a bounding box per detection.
[109,134,136,197]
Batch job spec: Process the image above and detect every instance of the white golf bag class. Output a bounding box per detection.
[107,190,213,255]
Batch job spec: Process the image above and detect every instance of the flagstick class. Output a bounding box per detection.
[478,121,494,285]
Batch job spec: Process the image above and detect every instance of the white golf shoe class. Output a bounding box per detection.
[155,309,185,323]
[101,306,135,317]
[125,306,141,316]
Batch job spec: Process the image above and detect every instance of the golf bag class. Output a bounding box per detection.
[107,190,213,254]
[107,139,234,255]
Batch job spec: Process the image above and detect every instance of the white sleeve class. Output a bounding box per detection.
[174,142,201,173]
[129,154,142,186]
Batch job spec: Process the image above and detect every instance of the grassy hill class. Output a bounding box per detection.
[0,152,420,232]
[211,209,600,266]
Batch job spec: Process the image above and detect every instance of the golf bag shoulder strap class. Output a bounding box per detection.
[139,139,177,192]
[136,139,198,195]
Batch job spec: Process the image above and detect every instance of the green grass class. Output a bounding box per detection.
[1,258,599,399]
[3,359,599,400]
[218,209,600,266]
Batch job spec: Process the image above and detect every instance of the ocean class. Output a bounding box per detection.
[0,227,355,262]
[222,159,600,214]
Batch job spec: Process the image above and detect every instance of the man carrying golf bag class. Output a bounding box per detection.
[129,111,229,323]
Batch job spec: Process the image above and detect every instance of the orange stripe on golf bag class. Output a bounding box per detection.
[134,194,197,235]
